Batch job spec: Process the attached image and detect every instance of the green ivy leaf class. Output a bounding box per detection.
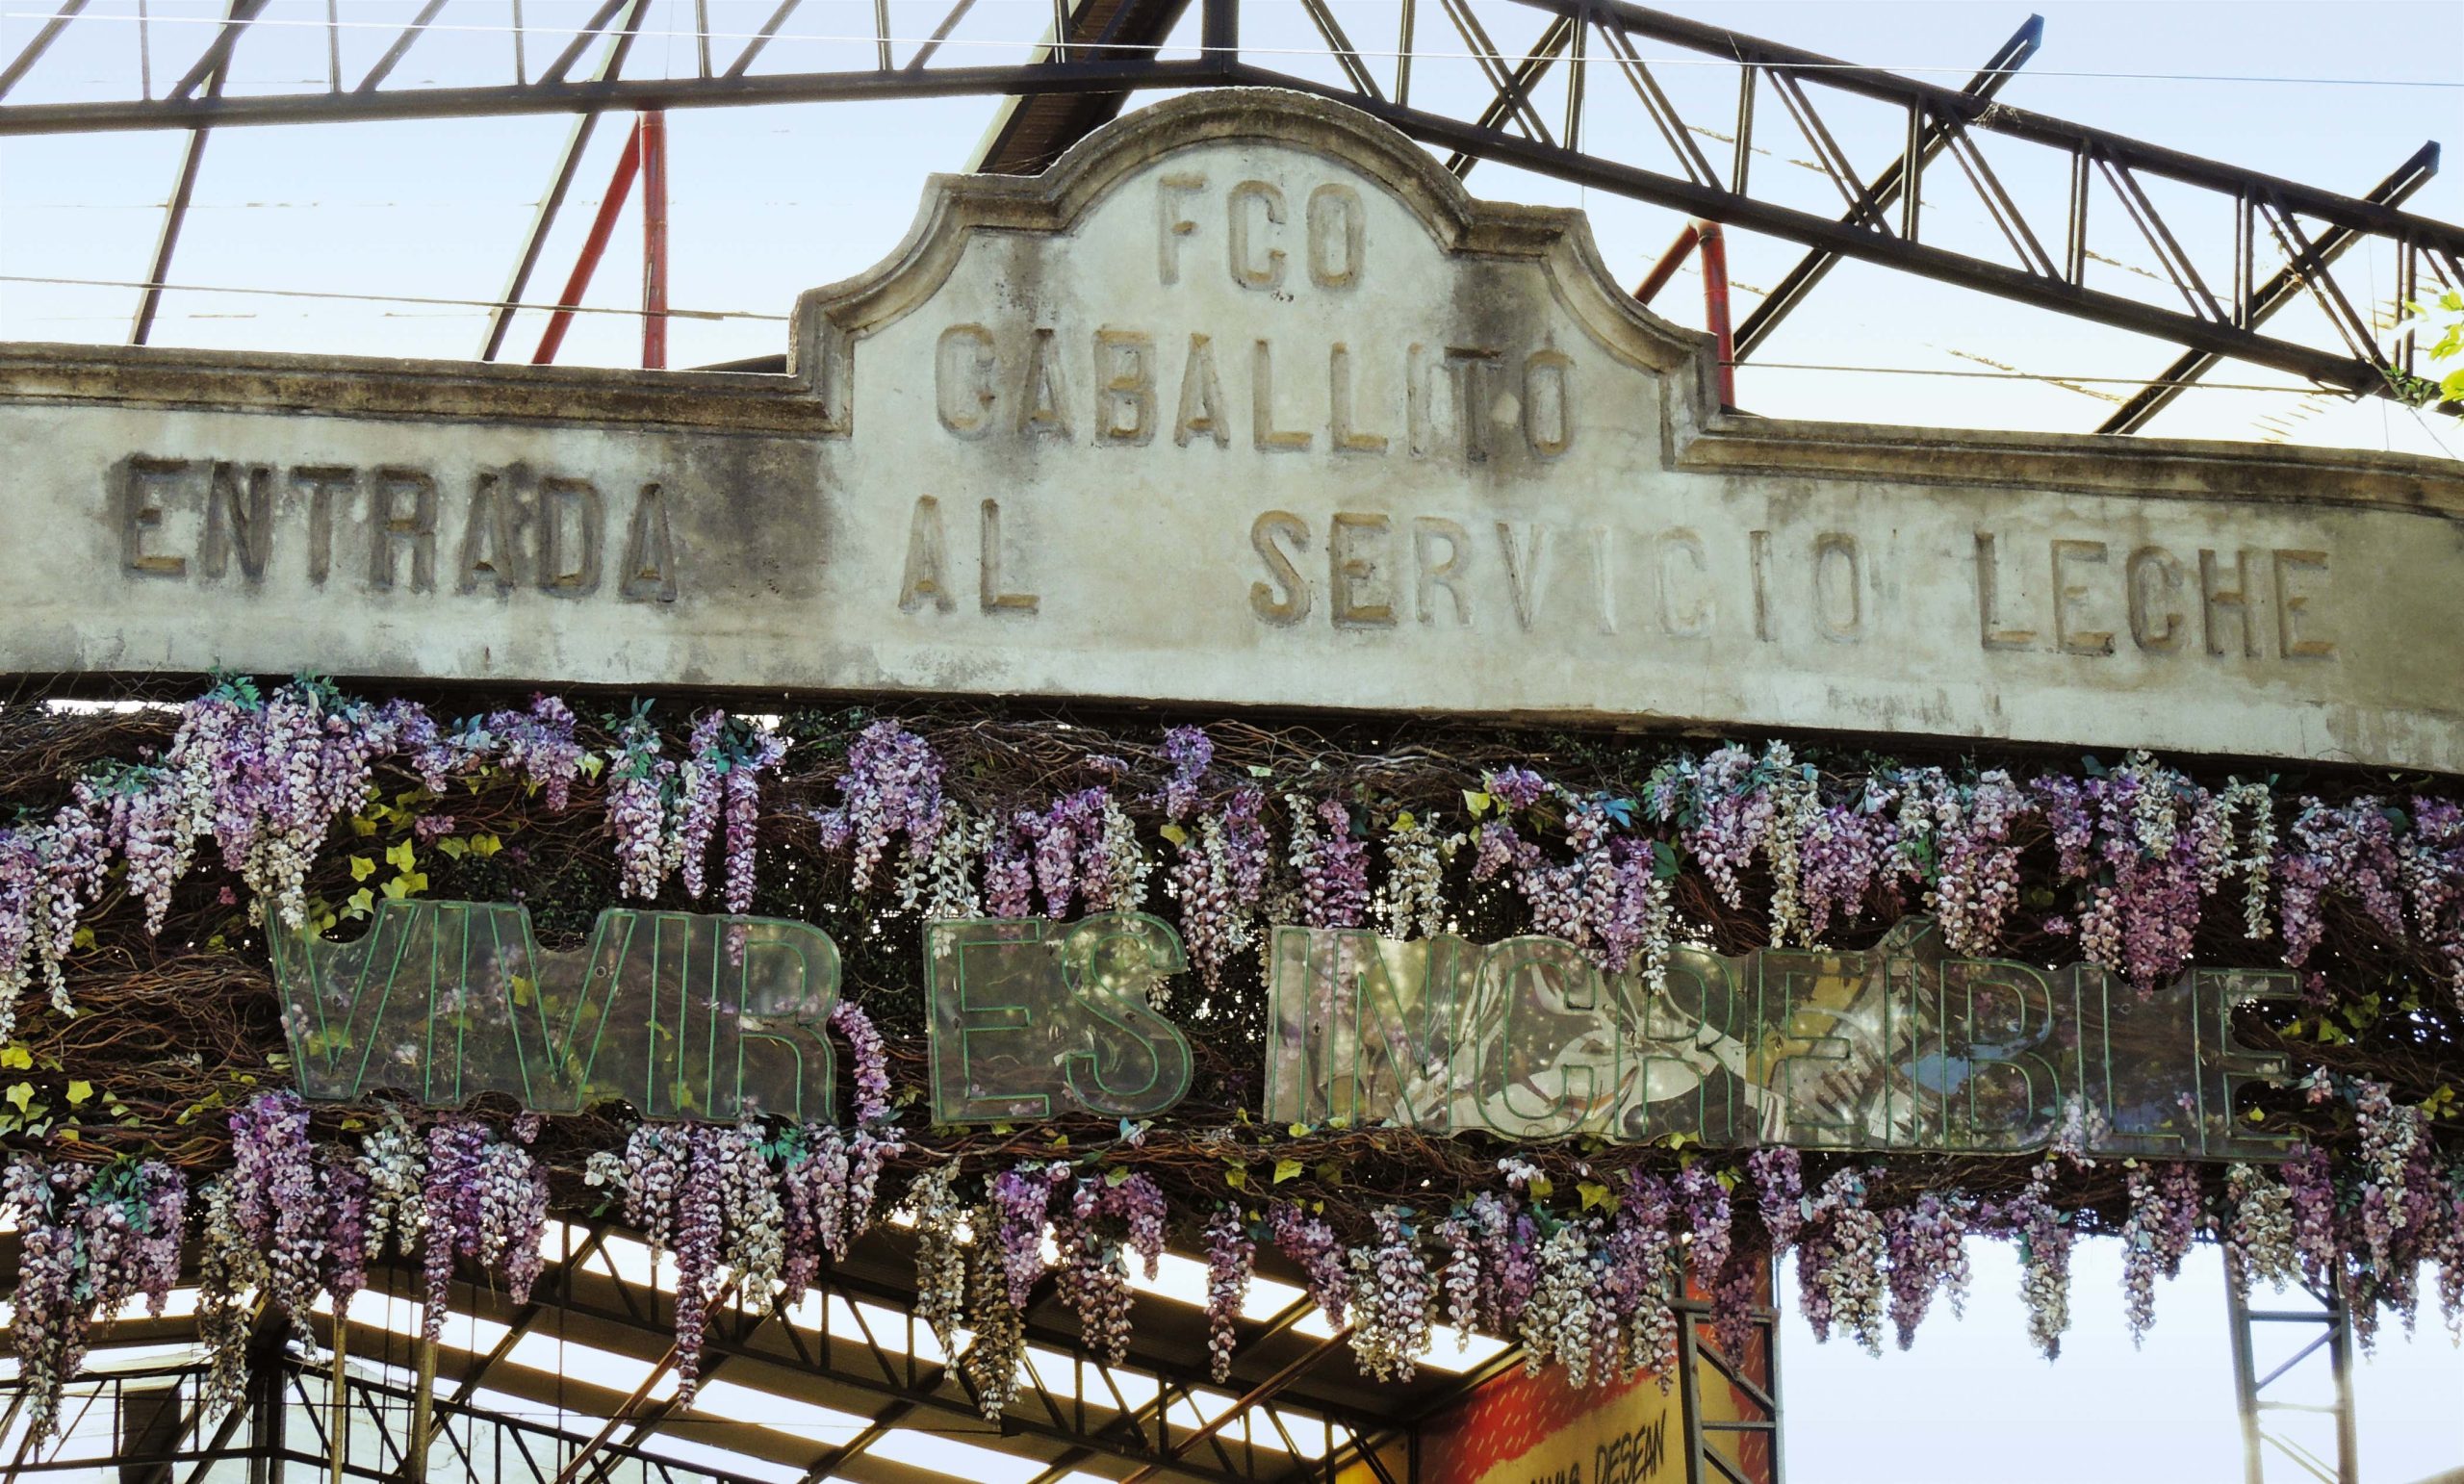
[0,1046,31,1071]
[65,1080,92,1106]
[1272,1158,1303,1185]
[348,856,376,882]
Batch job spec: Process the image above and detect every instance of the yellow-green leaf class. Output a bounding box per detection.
[349,815,378,837]
[1159,823,1190,847]
[0,1046,31,1070]
[510,976,534,1007]
[384,840,416,872]
[1577,1180,1612,1211]
[471,833,502,858]
[1394,810,1417,832]
[65,1080,92,1106]
[1463,789,1492,818]
[1272,1158,1303,1185]
[1527,1175,1553,1201]
[5,1084,31,1113]
[344,887,374,919]
[349,856,376,882]
[70,927,94,950]
[436,836,469,859]
[1224,1165,1247,1190]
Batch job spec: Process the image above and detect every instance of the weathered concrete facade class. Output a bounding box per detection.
[1,90,2458,772]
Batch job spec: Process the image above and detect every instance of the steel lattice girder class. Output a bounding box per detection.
[2,0,2458,408]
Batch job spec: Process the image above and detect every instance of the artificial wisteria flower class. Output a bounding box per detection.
[1747,1146,1805,1253]
[1053,1172,1158,1367]
[990,1163,1063,1307]
[1793,1168,1886,1355]
[1348,1205,1436,1381]
[813,721,945,893]
[1996,1164,2075,1361]
[1376,811,1450,940]
[1267,1200,1352,1327]
[1881,1190,1971,1349]
[1168,786,1269,992]
[832,999,893,1126]
[2119,1162,2202,1344]
[2223,1163,2299,1297]
[605,708,675,900]
[3,1158,186,1443]
[1204,1205,1253,1382]
[1287,796,1370,930]
[1160,727,1213,823]
[228,1089,327,1337]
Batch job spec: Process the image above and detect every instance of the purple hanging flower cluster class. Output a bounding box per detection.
[1160,727,1213,823]
[2401,797,2464,1009]
[1168,785,1269,992]
[1054,1170,1168,1366]
[2118,1162,2203,1344]
[1204,1205,1253,1382]
[0,792,111,1038]
[1746,1146,1805,1253]
[603,709,791,910]
[812,721,946,893]
[229,1089,327,1335]
[605,709,674,899]
[1432,1190,1539,1347]
[1793,1168,1886,1355]
[1915,769,2035,958]
[2222,1162,2298,1296]
[1991,1164,2075,1361]
[1268,1199,1354,1326]
[1880,1190,1971,1349]
[1348,1205,1437,1380]
[1477,790,1673,977]
[1,1158,186,1444]
[478,694,587,810]
[831,999,893,1125]
[2032,755,2266,988]
[1287,796,1371,929]
[418,1118,547,1343]
[989,1162,1065,1307]
[2277,797,2407,974]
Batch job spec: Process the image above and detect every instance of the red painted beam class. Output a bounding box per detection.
[530,116,643,365]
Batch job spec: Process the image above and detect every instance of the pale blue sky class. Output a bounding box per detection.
[3,1,2462,1478]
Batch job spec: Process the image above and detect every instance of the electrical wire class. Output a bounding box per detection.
[1738,362,2366,396]
[0,272,785,320]
[5,7,2460,88]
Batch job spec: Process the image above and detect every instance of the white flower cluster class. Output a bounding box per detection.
[2222,1163,2299,1295]
[1376,813,1450,939]
[908,1164,970,1354]
[1348,1206,1436,1381]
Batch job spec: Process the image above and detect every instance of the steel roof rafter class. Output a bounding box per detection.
[0,0,2455,414]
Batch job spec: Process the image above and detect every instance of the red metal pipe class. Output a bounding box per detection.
[639,107,668,370]
[1631,221,1703,307]
[1631,217,1736,410]
[529,117,641,366]
[1694,220,1736,410]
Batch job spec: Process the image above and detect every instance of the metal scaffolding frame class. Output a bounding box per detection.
[2224,1264,2361,1484]
[1,0,2457,418]
[0,1221,1784,1484]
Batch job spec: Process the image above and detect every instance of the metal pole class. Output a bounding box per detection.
[2225,1263,2265,1484]
[1695,220,1736,409]
[402,1330,438,1484]
[329,1318,349,1484]
[531,119,644,364]
[1631,219,1734,409]
[640,108,668,370]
